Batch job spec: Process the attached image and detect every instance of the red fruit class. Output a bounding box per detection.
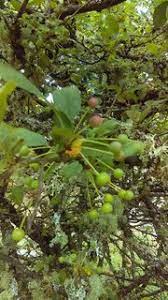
[89,115,104,128]
[88,97,98,108]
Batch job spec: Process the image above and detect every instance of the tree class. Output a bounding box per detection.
[0,0,168,299]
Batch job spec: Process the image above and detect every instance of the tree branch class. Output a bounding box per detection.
[59,0,126,20]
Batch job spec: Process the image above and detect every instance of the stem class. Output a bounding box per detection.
[88,172,101,196]
[86,177,92,208]
[77,125,89,136]
[108,182,120,192]
[82,146,114,158]
[75,107,90,133]
[83,138,110,148]
[97,158,114,171]
[80,152,99,175]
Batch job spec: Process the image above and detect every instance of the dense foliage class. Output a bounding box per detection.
[0,0,168,299]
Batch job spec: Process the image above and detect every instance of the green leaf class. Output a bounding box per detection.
[0,63,43,98]
[61,161,83,179]
[153,1,168,28]
[52,86,81,121]
[0,81,16,122]
[93,119,119,136]
[11,186,24,205]
[14,128,47,147]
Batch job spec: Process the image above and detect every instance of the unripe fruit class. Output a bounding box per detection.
[19,145,30,157]
[110,141,122,154]
[114,151,125,162]
[12,228,25,242]
[29,163,40,171]
[59,256,65,263]
[124,190,134,201]
[30,179,39,190]
[118,189,127,200]
[104,193,114,203]
[89,115,104,128]
[96,172,110,187]
[101,203,113,214]
[113,168,124,179]
[88,97,98,108]
[88,209,99,220]
[118,134,128,144]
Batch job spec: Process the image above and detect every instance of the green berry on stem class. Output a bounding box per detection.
[104,193,114,203]
[88,209,99,220]
[110,141,122,154]
[101,203,113,214]
[96,172,110,187]
[118,134,128,144]
[29,163,40,171]
[19,145,30,157]
[125,190,134,201]
[12,228,25,242]
[113,168,124,179]
[118,189,127,200]
[30,179,39,190]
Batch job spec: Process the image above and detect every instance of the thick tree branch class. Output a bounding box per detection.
[59,0,126,20]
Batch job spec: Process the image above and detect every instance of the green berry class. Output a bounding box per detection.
[104,193,114,203]
[96,172,110,187]
[19,145,30,157]
[29,163,40,171]
[101,203,113,214]
[124,190,134,201]
[110,141,122,154]
[12,228,25,242]
[113,168,124,179]
[118,134,128,143]
[88,209,99,220]
[30,180,39,190]
[118,189,127,200]
[59,256,65,263]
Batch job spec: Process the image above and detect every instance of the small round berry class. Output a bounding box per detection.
[118,189,127,200]
[101,203,113,214]
[89,115,104,128]
[19,145,30,157]
[118,134,129,143]
[113,168,124,179]
[110,141,122,154]
[96,172,111,187]
[29,163,40,171]
[104,193,114,203]
[30,179,39,190]
[88,97,98,108]
[88,209,99,220]
[124,190,134,201]
[12,228,25,242]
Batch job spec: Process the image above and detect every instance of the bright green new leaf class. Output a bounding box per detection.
[61,161,83,179]
[153,1,168,28]
[0,63,43,98]
[52,86,81,122]
[0,81,16,122]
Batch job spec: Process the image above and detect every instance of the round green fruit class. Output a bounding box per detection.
[59,256,65,264]
[110,141,122,154]
[19,145,30,157]
[104,193,114,203]
[113,168,124,179]
[124,190,134,201]
[88,209,99,220]
[12,228,25,242]
[101,203,113,214]
[118,189,127,200]
[30,179,39,190]
[118,134,128,144]
[29,163,40,171]
[96,172,110,187]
